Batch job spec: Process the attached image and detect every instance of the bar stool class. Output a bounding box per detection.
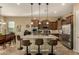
[35,39,44,55]
[48,39,57,55]
[22,40,32,55]
[17,35,23,50]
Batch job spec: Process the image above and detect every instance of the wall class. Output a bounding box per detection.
[57,13,73,30]
[3,16,57,36]
[73,4,79,52]
[0,17,6,34]
[3,17,32,36]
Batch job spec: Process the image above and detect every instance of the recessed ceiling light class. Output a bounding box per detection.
[61,3,65,6]
[17,3,20,5]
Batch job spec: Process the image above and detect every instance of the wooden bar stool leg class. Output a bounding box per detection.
[36,45,42,55]
[24,46,31,55]
[48,45,55,55]
[26,46,29,55]
[48,40,57,55]
[51,45,53,53]
[18,40,23,50]
[38,45,40,53]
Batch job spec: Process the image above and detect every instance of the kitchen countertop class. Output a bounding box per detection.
[21,35,58,40]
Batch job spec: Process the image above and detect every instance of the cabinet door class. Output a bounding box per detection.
[49,22,57,30]
[31,20,39,27]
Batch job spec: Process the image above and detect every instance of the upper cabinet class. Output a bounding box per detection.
[62,15,73,25]
[49,21,58,30]
[31,19,58,30]
[31,20,39,27]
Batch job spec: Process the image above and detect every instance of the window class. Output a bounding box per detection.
[8,21,15,32]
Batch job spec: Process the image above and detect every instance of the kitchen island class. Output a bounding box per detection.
[21,35,58,52]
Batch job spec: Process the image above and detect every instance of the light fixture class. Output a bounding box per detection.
[17,3,20,5]
[46,3,49,25]
[0,21,6,25]
[2,22,6,25]
[31,3,33,24]
[38,3,41,20]
[46,3,48,20]
[38,3,41,25]
[39,22,41,24]
[34,17,37,20]
[31,22,33,25]
[61,3,65,6]
[0,22,6,24]
[46,22,49,24]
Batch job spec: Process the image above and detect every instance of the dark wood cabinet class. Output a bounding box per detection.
[31,20,58,30]
[31,20,39,27]
[49,21,58,30]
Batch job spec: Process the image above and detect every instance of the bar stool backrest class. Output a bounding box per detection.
[48,40,57,46]
[35,39,44,45]
[22,40,31,46]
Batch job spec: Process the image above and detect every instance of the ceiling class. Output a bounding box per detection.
[0,3,73,17]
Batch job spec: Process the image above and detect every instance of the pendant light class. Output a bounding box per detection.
[38,3,41,24]
[31,3,33,25]
[0,6,6,25]
[46,3,49,25]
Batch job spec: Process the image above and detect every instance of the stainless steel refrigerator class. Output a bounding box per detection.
[60,24,73,49]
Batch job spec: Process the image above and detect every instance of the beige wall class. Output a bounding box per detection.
[73,4,79,52]
[0,17,6,34]
[3,16,57,35]
[3,17,31,35]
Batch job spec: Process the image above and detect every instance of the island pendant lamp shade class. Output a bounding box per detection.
[38,3,41,20]
[31,3,33,25]
[38,3,41,25]
[46,3,49,25]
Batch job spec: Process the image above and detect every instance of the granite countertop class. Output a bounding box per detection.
[21,35,58,40]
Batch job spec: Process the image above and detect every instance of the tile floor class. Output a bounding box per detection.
[0,41,79,55]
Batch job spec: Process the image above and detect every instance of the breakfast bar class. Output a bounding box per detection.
[21,35,58,52]
[21,35,58,39]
